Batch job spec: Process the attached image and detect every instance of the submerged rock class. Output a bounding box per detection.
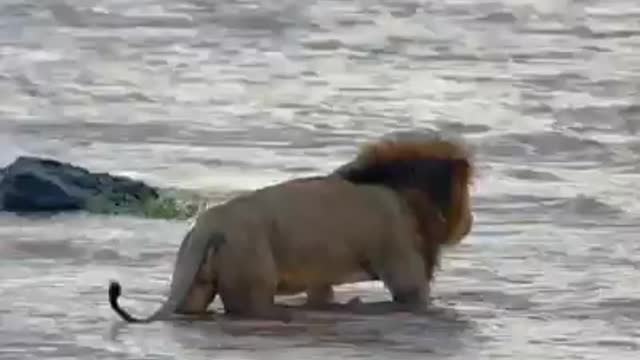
[0,156,159,214]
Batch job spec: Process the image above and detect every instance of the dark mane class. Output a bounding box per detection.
[332,133,474,281]
[338,158,465,218]
[333,136,473,221]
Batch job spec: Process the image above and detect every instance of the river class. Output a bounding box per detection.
[1,0,639,359]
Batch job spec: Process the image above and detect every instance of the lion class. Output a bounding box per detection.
[108,133,474,323]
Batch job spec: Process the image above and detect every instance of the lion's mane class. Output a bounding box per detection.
[334,133,474,282]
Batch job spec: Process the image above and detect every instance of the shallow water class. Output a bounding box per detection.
[1,0,639,359]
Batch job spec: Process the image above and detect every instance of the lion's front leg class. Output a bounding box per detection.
[391,287,428,311]
[379,252,430,313]
[304,284,335,309]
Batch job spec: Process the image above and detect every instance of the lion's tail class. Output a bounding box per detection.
[108,229,225,323]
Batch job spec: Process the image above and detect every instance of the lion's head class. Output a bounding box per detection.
[334,132,474,246]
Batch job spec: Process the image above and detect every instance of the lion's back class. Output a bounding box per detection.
[267,178,399,232]
[198,177,409,246]
[252,178,410,277]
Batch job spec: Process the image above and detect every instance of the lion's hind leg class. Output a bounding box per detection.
[174,239,220,318]
[217,241,291,322]
[219,273,291,322]
[175,280,217,316]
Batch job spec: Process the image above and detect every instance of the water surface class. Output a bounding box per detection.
[1,0,639,359]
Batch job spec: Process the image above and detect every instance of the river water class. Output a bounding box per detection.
[1,0,639,359]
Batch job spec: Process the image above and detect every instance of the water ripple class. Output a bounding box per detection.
[1,0,640,359]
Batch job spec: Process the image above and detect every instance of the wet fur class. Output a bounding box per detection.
[108,136,474,322]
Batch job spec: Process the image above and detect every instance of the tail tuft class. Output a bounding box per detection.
[109,280,122,300]
[108,280,141,323]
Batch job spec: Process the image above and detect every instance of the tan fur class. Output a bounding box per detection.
[108,135,474,323]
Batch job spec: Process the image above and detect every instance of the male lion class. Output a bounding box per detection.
[108,134,474,323]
